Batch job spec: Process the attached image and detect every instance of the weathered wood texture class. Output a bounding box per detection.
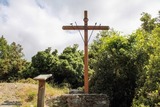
[34,74,52,107]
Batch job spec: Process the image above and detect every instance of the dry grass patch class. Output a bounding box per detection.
[0,78,69,107]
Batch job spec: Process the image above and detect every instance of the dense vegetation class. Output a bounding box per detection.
[0,41,84,88]
[0,11,160,107]
[89,12,160,107]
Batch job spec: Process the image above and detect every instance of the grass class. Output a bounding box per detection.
[45,83,69,98]
[15,85,37,107]
[1,78,69,107]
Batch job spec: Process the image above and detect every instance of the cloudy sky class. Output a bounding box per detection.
[0,0,159,60]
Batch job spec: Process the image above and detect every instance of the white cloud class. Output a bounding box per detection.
[0,0,82,60]
[0,0,159,60]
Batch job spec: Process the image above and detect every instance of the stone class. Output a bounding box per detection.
[69,89,84,94]
[46,94,110,107]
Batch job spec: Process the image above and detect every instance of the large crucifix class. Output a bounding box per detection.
[62,10,109,93]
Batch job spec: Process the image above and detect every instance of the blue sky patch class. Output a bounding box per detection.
[35,0,45,9]
[0,0,9,6]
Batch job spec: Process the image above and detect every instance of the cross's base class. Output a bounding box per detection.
[46,94,110,107]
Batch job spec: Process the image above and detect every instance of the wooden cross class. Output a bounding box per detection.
[62,10,109,93]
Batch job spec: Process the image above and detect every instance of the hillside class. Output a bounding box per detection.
[0,83,68,107]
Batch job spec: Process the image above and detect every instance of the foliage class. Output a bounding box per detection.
[131,12,160,107]
[17,78,38,84]
[29,44,84,88]
[140,12,156,33]
[31,47,59,76]
[26,91,36,102]
[132,27,160,107]
[57,44,84,88]
[0,36,84,88]
[89,30,142,107]
[0,36,28,81]
[89,11,160,107]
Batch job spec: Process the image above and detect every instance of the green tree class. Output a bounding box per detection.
[89,12,160,107]
[58,44,84,88]
[30,44,84,88]
[30,47,59,77]
[0,36,27,81]
[89,30,142,107]
[140,12,156,33]
[0,36,9,79]
[132,27,160,107]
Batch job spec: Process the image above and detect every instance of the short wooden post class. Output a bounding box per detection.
[34,74,52,107]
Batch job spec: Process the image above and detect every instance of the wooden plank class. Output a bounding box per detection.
[34,74,52,80]
[62,26,109,30]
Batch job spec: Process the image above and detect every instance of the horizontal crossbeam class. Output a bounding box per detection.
[62,26,109,30]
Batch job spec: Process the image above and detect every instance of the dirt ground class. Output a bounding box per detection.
[0,83,37,107]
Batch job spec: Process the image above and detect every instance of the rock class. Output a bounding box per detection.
[69,89,84,94]
[46,94,110,107]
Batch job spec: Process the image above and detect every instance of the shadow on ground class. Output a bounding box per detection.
[0,100,22,106]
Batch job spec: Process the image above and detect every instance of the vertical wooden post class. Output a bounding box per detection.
[37,80,45,107]
[34,74,52,107]
[84,11,89,93]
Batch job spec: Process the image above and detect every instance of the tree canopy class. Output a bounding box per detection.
[27,44,84,88]
[89,11,160,107]
[0,36,27,81]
